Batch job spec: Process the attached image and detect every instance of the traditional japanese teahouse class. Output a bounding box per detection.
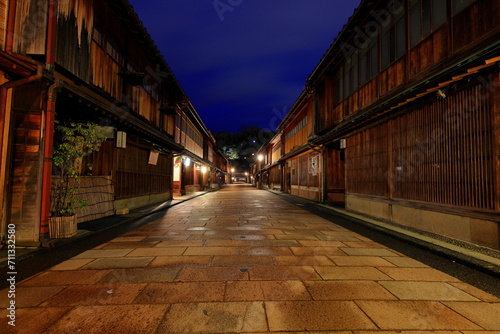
[256,0,500,250]
[0,0,228,246]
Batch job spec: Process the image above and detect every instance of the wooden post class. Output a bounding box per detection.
[493,73,500,212]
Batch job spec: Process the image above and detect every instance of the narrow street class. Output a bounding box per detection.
[1,184,499,333]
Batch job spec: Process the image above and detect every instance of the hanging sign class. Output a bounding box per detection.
[148,150,160,165]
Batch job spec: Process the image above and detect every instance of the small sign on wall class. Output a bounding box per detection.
[148,150,159,165]
[309,155,318,175]
[116,131,127,148]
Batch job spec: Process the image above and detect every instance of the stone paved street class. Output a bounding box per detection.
[1,185,499,333]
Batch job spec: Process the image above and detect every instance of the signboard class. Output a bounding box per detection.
[148,150,159,165]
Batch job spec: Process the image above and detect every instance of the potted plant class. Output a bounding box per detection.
[50,121,107,238]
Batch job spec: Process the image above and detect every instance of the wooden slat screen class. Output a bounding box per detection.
[346,80,494,210]
[346,123,389,197]
[90,42,122,99]
[114,171,170,199]
[392,82,494,209]
[290,153,319,188]
[268,165,281,185]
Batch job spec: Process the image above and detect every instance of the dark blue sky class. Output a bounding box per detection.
[128,0,360,134]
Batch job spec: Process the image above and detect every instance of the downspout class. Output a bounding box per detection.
[39,0,58,246]
[5,0,17,53]
[320,146,326,203]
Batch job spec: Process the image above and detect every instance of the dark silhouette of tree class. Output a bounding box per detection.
[215,126,275,172]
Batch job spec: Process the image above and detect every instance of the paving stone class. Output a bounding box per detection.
[329,255,396,267]
[354,332,463,334]
[266,301,377,331]
[175,267,249,281]
[231,234,271,240]
[356,300,483,330]
[445,302,500,330]
[449,282,500,302]
[44,304,168,334]
[184,246,240,256]
[204,240,252,247]
[239,247,293,256]
[134,282,225,303]
[157,302,267,333]
[100,241,160,249]
[108,236,147,242]
[148,255,213,267]
[225,280,311,301]
[97,267,181,283]
[82,257,154,269]
[297,240,347,247]
[154,240,205,247]
[73,249,134,258]
[343,241,388,248]
[305,280,397,300]
[249,266,322,281]
[315,266,392,280]
[316,234,363,242]
[19,270,112,286]
[249,240,301,247]
[379,281,479,301]
[9,186,500,332]
[0,286,64,307]
[143,235,190,241]
[290,246,346,256]
[125,247,186,257]
[283,230,324,236]
[273,255,334,266]
[340,248,401,257]
[274,234,320,241]
[0,307,70,334]
[377,267,460,282]
[383,256,430,267]
[212,255,274,267]
[41,283,146,306]
[48,258,94,271]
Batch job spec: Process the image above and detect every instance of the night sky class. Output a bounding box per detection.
[128,0,361,134]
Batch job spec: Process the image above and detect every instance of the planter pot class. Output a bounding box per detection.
[49,215,78,238]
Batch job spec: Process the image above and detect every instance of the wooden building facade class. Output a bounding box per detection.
[0,0,227,246]
[173,101,228,195]
[255,0,500,249]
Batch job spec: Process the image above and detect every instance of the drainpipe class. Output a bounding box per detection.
[5,0,17,53]
[39,0,58,246]
[320,146,326,203]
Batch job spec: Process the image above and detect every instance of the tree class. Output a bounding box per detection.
[51,122,107,216]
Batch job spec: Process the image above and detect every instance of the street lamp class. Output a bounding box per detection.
[245,172,248,183]
[257,154,264,188]
[230,167,235,184]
